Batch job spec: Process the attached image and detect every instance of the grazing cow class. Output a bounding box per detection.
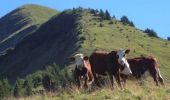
[71,53,94,88]
[89,49,132,89]
[121,56,164,86]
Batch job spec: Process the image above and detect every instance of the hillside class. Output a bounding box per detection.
[0,4,58,55]
[0,9,84,82]
[0,6,170,84]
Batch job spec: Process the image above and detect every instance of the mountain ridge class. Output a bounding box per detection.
[0,4,58,55]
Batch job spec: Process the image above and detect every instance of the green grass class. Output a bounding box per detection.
[10,80,170,100]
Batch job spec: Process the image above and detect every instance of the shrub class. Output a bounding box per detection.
[120,16,135,27]
[144,28,158,38]
[105,10,111,20]
[108,21,113,24]
[79,36,86,41]
[0,79,11,98]
[13,78,24,97]
[99,9,105,20]
[99,23,104,27]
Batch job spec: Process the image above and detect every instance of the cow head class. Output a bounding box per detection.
[116,49,132,75]
[71,53,89,68]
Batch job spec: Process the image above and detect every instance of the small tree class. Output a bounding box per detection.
[13,78,23,97]
[121,16,130,24]
[167,37,170,41]
[120,15,135,27]
[99,9,105,20]
[0,79,11,98]
[24,79,33,96]
[129,21,135,27]
[105,10,111,20]
[144,28,158,38]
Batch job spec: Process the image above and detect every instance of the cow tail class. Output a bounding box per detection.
[154,57,164,85]
[157,68,164,85]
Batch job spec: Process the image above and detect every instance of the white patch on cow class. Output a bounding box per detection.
[117,49,132,75]
[142,70,150,78]
[74,53,84,68]
[121,60,132,75]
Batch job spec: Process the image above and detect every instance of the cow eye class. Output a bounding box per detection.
[116,54,119,58]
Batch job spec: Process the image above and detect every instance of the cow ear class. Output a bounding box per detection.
[111,51,116,55]
[83,56,89,60]
[125,49,130,54]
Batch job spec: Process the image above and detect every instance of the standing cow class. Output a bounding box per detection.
[71,53,94,88]
[121,56,164,86]
[89,49,132,89]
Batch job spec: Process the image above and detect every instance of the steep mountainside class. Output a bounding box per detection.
[0,4,58,55]
[0,9,84,82]
[0,7,169,83]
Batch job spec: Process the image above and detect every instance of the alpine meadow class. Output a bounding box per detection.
[0,4,170,100]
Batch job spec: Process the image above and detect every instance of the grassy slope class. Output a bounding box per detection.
[0,4,58,54]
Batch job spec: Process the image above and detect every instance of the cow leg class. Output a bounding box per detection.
[93,73,100,87]
[73,69,81,88]
[121,74,127,88]
[153,75,159,86]
[108,74,115,89]
[76,76,81,88]
[114,73,123,90]
[84,74,88,88]
[149,69,159,86]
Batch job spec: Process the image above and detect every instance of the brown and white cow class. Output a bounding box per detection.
[71,53,94,88]
[89,49,132,89]
[121,56,164,86]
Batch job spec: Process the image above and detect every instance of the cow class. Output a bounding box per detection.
[89,49,132,89]
[121,56,164,86]
[71,53,94,88]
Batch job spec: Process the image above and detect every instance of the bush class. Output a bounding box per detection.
[144,28,158,38]
[108,21,113,24]
[24,79,33,96]
[99,9,105,20]
[13,78,24,97]
[99,23,104,27]
[0,79,11,98]
[120,16,135,27]
[42,64,73,91]
[105,10,111,20]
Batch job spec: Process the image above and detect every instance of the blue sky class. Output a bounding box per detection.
[0,0,169,39]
